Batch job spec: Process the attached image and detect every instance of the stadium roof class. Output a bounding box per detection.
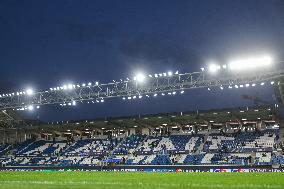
[10,105,276,133]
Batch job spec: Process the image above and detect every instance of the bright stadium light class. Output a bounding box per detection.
[72,101,76,106]
[229,55,273,71]
[67,84,73,90]
[245,84,250,87]
[167,71,173,76]
[26,88,34,96]
[134,73,146,82]
[271,81,275,85]
[27,105,34,111]
[208,63,220,73]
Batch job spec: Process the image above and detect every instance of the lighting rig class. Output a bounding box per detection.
[0,55,283,111]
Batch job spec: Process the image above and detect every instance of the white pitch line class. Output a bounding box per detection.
[0,181,282,188]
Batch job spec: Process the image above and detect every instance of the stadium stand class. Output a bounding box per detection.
[0,106,283,167]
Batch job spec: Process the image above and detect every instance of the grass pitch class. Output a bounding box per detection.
[0,171,283,189]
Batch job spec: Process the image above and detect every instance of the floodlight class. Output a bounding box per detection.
[245,84,250,87]
[161,93,165,96]
[271,81,275,85]
[172,91,176,95]
[163,73,167,76]
[133,96,137,99]
[175,71,179,74]
[67,84,73,90]
[220,86,224,90]
[201,68,205,71]
[135,73,146,82]
[235,85,239,89]
[208,64,220,73]
[167,71,173,76]
[26,88,34,96]
[229,55,273,71]
[95,82,99,85]
[153,94,157,97]
[252,83,256,87]
[240,85,244,88]
[138,95,142,99]
[63,85,68,90]
[27,105,34,111]
[261,82,265,86]
[82,83,86,87]
[207,88,211,91]
[36,106,40,109]
[222,65,227,69]
[72,101,76,106]
[88,82,92,86]
[154,74,158,78]
[127,97,131,100]
[122,97,126,100]
[180,90,185,94]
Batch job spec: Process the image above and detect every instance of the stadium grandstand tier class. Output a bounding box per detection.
[0,106,284,167]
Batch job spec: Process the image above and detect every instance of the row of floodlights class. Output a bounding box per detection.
[133,71,178,82]
[50,82,99,91]
[50,71,178,91]
[122,90,185,100]
[2,70,177,97]
[16,105,40,111]
[202,55,274,73]
[0,88,34,98]
[207,81,276,91]
[59,99,105,106]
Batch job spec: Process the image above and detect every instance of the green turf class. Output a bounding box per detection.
[0,171,283,189]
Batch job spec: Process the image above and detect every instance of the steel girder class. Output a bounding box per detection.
[0,68,284,110]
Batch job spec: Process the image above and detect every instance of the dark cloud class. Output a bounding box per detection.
[119,33,202,68]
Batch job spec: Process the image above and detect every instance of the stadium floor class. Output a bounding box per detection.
[0,172,283,189]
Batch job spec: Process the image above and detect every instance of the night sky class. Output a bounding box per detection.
[0,0,283,121]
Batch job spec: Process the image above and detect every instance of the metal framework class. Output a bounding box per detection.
[1,66,284,110]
